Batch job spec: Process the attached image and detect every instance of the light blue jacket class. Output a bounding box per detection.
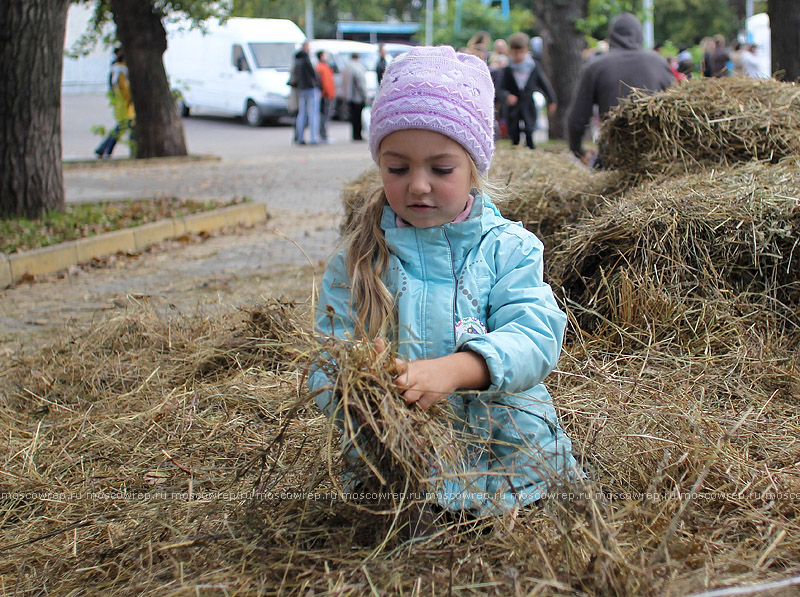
[309,194,577,514]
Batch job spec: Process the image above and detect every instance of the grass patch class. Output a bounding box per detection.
[0,197,246,254]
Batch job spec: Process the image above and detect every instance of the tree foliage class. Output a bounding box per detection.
[576,0,742,46]
[431,0,535,49]
[231,0,421,39]
[654,0,740,45]
[71,0,226,51]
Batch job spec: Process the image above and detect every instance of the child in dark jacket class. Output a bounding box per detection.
[497,32,557,150]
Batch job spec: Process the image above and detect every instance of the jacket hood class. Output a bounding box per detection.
[608,12,643,50]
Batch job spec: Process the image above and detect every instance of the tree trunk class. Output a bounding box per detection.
[768,0,800,81]
[109,0,188,158]
[533,0,588,141]
[0,0,69,219]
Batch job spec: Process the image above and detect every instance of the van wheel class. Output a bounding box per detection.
[245,101,263,127]
[177,97,190,117]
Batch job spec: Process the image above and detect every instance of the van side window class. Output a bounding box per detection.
[232,45,250,72]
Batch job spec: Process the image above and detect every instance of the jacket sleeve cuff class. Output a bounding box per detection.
[456,334,505,392]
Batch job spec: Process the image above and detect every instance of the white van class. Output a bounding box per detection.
[308,39,379,120]
[164,17,306,126]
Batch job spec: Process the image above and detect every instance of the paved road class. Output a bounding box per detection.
[62,93,375,216]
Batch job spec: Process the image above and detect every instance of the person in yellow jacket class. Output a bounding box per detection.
[95,48,136,158]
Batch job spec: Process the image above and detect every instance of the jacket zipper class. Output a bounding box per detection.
[443,227,469,417]
[443,228,458,349]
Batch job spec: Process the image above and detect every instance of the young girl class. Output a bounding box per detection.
[309,46,577,515]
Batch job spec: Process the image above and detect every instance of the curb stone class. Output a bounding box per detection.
[3,202,267,287]
[0,253,12,288]
[62,154,221,171]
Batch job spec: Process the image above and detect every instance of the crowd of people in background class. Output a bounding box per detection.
[286,16,766,157]
[95,8,768,159]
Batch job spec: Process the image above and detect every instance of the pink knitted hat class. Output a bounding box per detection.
[369,46,496,175]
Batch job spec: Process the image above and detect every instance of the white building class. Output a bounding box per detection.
[62,4,115,94]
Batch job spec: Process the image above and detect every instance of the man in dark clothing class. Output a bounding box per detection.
[497,32,557,150]
[708,34,731,77]
[566,12,675,166]
[376,44,388,86]
[290,41,320,144]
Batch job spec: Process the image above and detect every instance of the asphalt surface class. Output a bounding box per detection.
[62,93,375,212]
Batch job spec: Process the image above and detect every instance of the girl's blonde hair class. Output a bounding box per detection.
[345,159,499,339]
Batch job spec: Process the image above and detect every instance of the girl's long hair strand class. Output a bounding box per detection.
[345,188,394,339]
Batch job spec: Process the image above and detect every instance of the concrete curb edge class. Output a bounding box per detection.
[3,202,267,287]
[62,154,221,171]
[0,253,12,288]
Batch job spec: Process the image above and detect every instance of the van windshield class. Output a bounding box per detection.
[248,43,298,69]
[329,51,379,71]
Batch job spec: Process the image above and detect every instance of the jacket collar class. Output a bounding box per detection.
[381,193,506,263]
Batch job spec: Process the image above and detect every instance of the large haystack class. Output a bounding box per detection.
[550,159,800,343]
[3,279,799,595]
[4,87,800,591]
[600,77,800,176]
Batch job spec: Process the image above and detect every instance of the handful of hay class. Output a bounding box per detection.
[600,77,800,176]
[309,335,465,503]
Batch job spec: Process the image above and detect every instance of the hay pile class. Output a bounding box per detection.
[491,147,628,242]
[550,159,800,340]
[600,77,800,176]
[3,276,799,594]
[0,298,334,593]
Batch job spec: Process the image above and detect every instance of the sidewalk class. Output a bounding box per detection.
[0,203,338,354]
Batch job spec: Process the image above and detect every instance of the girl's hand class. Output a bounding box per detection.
[393,352,490,411]
[374,337,389,357]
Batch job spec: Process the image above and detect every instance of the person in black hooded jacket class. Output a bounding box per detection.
[566,12,675,166]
